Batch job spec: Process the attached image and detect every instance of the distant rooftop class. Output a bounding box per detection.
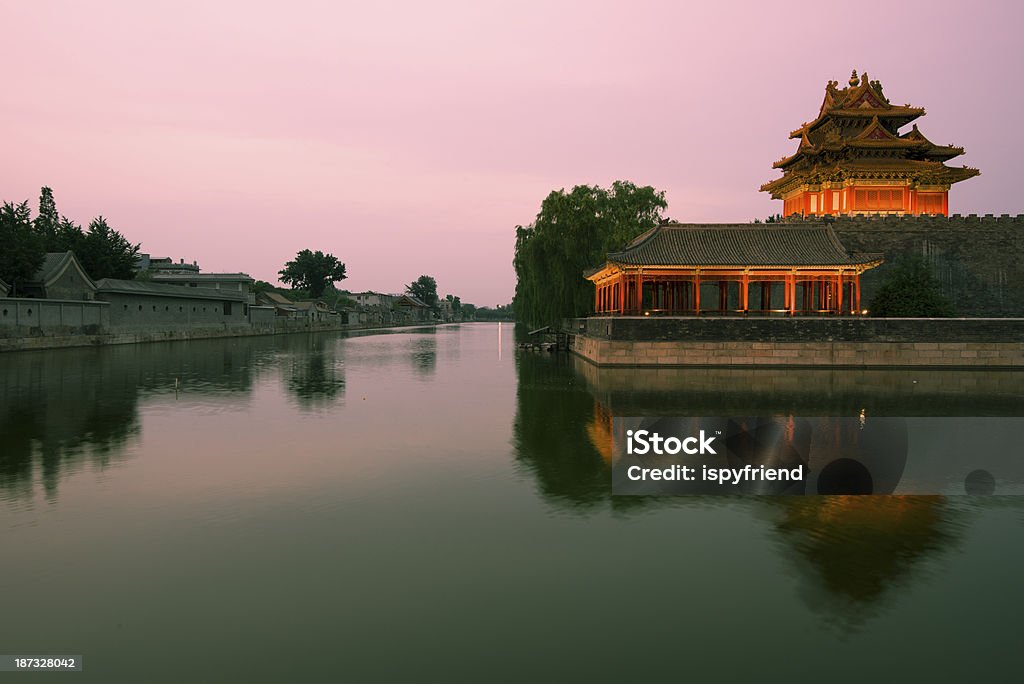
[137,254,200,273]
[96,278,246,301]
[152,273,254,283]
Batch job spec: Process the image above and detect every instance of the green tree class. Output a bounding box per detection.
[35,186,61,248]
[406,275,439,309]
[0,201,45,294]
[513,181,666,327]
[26,187,140,281]
[77,216,140,280]
[474,304,515,321]
[253,280,276,296]
[869,256,956,317]
[279,250,347,298]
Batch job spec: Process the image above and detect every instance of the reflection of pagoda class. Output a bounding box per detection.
[769,496,957,627]
[761,70,979,217]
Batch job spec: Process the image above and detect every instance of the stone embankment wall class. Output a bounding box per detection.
[813,214,1024,317]
[0,296,364,353]
[0,319,354,352]
[567,317,1024,368]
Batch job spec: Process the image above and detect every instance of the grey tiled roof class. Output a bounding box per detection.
[34,252,73,281]
[396,295,429,307]
[28,251,97,289]
[604,223,879,268]
[95,278,246,301]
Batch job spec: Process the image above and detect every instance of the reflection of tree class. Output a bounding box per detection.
[286,337,345,409]
[409,337,436,378]
[0,351,141,501]
[766,496,960,629]
[0,336,268,501]
[513,353,616,509]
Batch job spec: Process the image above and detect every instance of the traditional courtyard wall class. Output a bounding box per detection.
[99,290,250,331]
[0,298,109,337]
[0,295,432,352]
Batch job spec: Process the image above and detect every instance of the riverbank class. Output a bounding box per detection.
[0,320,441,353]
[565,316,1024,368]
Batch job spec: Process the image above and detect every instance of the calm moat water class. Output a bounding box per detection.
[1,323,1022,682]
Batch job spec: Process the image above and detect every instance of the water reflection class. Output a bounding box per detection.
[765,496,960,629]
[574,363,1024,417]
[0,334,350,501]
[512,351,1022,626]
[512,353,609,508]
[286,336,346,409]
[409,336,437,378]
[0,350,140,502]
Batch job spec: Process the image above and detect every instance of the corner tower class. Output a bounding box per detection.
[760,70,979,217]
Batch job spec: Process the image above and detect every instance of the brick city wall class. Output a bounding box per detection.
[815,214,1024,317]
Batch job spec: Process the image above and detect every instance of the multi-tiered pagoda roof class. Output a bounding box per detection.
[761,70,979,216]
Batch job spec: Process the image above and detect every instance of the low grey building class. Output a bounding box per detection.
[292,300,333,322]
[394,294,433,322]
[95,278,248,331]
[353,291,395,308]
[151,272,256,305]
[136,254,201,275]
[256,291,301,317]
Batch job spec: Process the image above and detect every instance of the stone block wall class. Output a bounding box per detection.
[567,317,1024,368]
[815,214,1024,317]
[0,298,109,337]
[100,292,249,331]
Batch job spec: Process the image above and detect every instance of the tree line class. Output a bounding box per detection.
[266,261,489,319]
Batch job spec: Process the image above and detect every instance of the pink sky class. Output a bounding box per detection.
[2,1,1022,306]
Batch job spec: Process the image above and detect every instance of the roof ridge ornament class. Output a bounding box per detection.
[849,70,859,87]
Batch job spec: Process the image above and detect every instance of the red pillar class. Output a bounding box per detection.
[835,273,842,314]
[635,273,643,314]
[694,272,701,315]
[788,275,796,316]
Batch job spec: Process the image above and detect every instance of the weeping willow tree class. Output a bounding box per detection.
[513,181,666,328]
